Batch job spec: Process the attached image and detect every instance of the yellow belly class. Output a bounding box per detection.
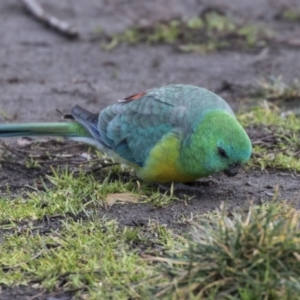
[137,133,198,183]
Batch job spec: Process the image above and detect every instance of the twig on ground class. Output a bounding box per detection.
[20,0,79,39]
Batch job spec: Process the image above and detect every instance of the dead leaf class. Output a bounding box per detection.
[105,193,139,206]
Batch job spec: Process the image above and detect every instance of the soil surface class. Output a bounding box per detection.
[0,0,300,299]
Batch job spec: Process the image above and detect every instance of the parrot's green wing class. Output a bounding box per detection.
[85,84,234,167]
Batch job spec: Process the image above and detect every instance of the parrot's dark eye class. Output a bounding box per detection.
[218,147,228,159]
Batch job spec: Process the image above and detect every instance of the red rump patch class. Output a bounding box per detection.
[121,92,146,102]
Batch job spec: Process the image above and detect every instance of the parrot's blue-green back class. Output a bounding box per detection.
[97,85,234,165]
[0,84,252,183]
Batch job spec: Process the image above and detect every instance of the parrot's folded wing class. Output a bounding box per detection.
[71,85,235,169]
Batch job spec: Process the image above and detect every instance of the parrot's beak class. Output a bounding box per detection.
[224,163,240,177]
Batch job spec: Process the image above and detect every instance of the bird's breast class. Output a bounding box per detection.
[137,133,199,183]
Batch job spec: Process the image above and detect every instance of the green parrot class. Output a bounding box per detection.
[0,84,251,183]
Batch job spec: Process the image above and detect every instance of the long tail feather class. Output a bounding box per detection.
[0,122,92,138]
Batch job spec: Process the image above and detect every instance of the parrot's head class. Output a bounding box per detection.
[181,110,252,178]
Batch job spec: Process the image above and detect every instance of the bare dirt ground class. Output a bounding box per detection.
[0,0,300,299]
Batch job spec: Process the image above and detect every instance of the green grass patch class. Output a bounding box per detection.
[101,11,273,53]
[0,166,183,226]
[0,168,180,298]
[238,102,300,172]
[238,102,300,129]
[0,218,157,298]
[151,201,300,299]
[0,168,136,224]
[1,167,300,299]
